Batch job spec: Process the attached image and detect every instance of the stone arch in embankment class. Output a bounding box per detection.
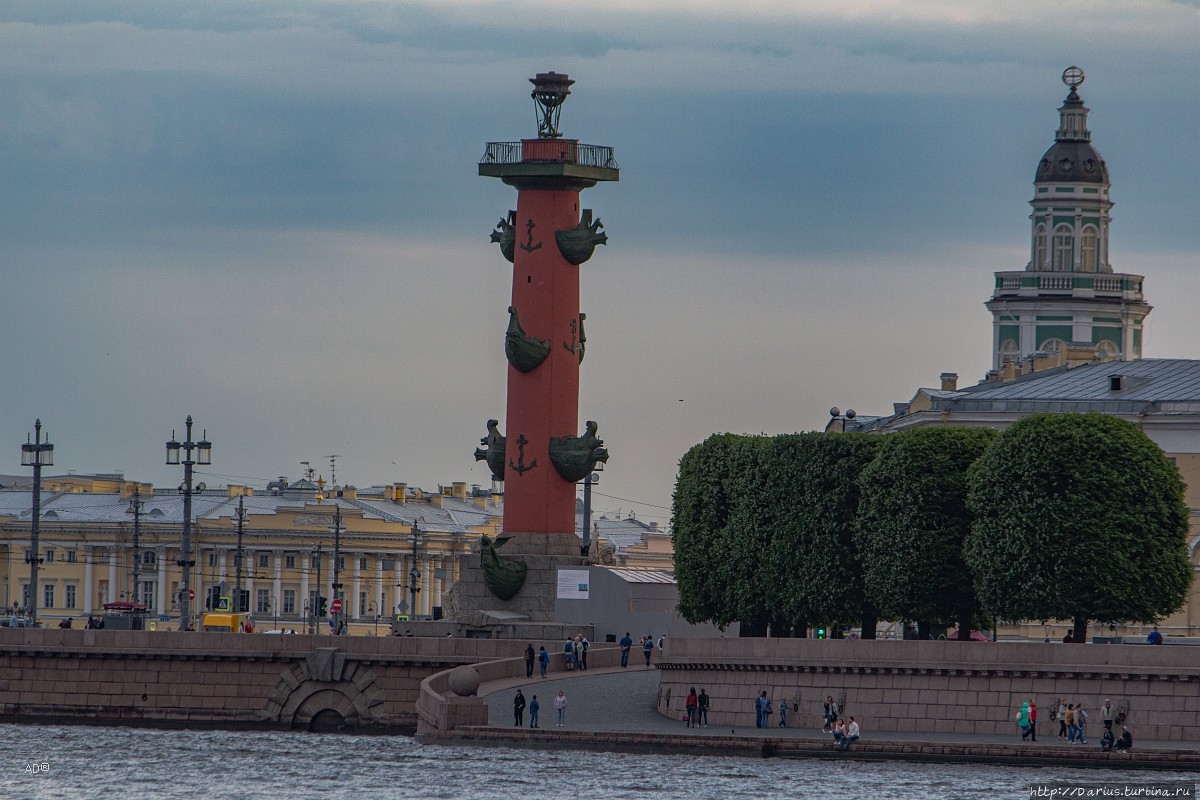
[264,647,387,731]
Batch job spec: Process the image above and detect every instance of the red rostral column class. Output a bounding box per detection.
[477,72,617,542]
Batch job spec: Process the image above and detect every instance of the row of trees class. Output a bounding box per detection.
[672,413,1193,641]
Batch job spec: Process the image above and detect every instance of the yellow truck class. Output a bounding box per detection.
[201,595,251,632]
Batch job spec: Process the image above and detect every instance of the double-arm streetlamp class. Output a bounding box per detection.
[21,420,54,627]
[166,416,211,631]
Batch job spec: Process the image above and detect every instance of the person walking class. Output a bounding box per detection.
[685,687,698,728]
[619,632,632,668]
[1066,704,1078,743]
[763,694,773,728]
[563,637,575,671]
[778,695,788,727]
[529,694,540,729]
[524,643,535,679]
[1057,699,1068,739]
[580,635,589,671]
[1028,699,1038,742]
[822,696,837,733]
[538,646,549,678]
[554,690,567,727]
[697,688,710,728]
[642,635,653,667]
[754,691,765,728]
[1075,703,1089,744]
[513,689,526,727]
[1017,701,1031,740]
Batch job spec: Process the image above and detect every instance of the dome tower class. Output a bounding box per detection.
[986,67,1151,370]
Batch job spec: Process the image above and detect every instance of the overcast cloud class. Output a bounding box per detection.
[2,1,1197,526]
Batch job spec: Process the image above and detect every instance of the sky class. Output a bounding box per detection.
[2,1,1198,529]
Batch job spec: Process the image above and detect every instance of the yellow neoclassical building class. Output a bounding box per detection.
[0,475,502,631]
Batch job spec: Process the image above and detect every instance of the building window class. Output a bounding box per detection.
[45,549,54,563]
[1039,338,1065,353]
[282,589,296,614]
[311,554,320,569]
[21,584,31,608]
[1081,226,1098,272]
[285,555,296,569]
[382,558,395,571]
[258,554,270,569]
[43,584,55,609]
[65,585,77,609]
[66,550,77,563]
[359,591,367,615]
[141,582,156,611]
[359,557,368,570]
[1053,225,1073,271]
[337,557,345,570]
[142,551,156,565]
[257,588,271,614]
[208,553,217,567]
[1035,224,1047,269]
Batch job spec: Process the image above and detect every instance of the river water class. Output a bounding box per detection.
[1,726,1195,800]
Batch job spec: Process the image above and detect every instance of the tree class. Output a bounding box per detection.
[673,434,765,630]
[855,427,997,640]
[672,431,881,636]
[765,432,882,637]
[964,412,1192,642]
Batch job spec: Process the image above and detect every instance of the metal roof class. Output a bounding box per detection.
[603,567,676,584]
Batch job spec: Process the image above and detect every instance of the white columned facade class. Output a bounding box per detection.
[352,554,362,620]
[375,557,384,622]
[273,550,283,621]
[83,548,94,615]
[107,548,117,603]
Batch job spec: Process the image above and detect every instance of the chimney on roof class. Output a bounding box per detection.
[940,372,959,392]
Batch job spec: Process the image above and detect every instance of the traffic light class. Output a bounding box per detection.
[817,628,826,640]
[319,596,328,616]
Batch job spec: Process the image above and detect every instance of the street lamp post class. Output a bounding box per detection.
[829,406,857,433]
[127,486,144,605]
[234,495,246,615]
[313,543,323,634]
[21,419,54,627]
[580,466,602,557]
[407,524,423,621]
[331,506,343,635]
[166,416,210,631]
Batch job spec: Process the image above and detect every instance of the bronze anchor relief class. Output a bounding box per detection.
[508,434,537,476]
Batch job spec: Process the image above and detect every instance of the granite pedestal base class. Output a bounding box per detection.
[444,531,584,623]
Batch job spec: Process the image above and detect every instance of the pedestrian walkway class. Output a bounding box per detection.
[479,666,1200,752]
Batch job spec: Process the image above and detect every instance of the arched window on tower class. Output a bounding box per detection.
[1053,225,1073,272]
[999,338,1020,364]
[1035,224,1048,269]
[1080,226,1098,273]
[1095,340,1119,360]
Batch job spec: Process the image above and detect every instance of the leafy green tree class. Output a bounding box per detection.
[673,432,881,636]
[765,432,882,637]
[964,413,1192,642]
[855,427,997,639]
[673,434,764,629]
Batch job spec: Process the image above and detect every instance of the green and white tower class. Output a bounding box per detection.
[986,67,1151,370]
